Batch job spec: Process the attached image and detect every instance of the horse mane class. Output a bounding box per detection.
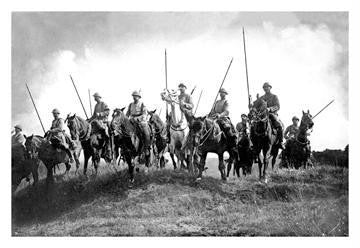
[253,98,267,111]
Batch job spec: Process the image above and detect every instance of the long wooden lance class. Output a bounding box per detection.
[242,27,251,109]
[165,49,169,118]
[312,99,335,120]
[209,58,234,113]
[25,83,46,134]
[88,89,93,115]
[194,89,203,115]
[69,75,89,119]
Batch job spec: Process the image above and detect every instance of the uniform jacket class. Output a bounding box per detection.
[260,93,280,114]
[126,101,148,123]
[12,132,25,146]
[178,93,194,111]
[285,124,299,139]
[210,99,229,118]
[92,101,110,121]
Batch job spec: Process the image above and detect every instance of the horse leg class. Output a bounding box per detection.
[257,153,262,180]
[31,163,39,186]
[160,155,165,169]
[218,153,227,181]
[46,165,54,185]
[170,152,177,170]
[83,150,90,176]
[196,153,207,180]
[263,148,271,182]
[226,155,232,177]
[126,154,135,183]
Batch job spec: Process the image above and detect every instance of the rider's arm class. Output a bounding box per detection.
[183,95,194,110]
[268,95,280,112]
[126,104,131,117]
[284,126,290,139]
[218,100,229,118]
[51,119,64,132]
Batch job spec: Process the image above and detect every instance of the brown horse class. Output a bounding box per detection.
[148,110,168,169]
[189,116,237,181]
[110,108,151,183]
[24,135,73,183]
[227,134,253,177]
[282,110,314,169]
[66,114,111,175]
[249,98,279,181]
[12,143,39,190]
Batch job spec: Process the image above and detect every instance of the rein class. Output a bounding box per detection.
[197,122,216,147]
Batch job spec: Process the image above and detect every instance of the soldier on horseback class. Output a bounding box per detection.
[284,116,300,141]
[259,82,285,149]
[126,90,151,163]
[165,83,194,143]
[12,124,25,147]
[88,92,112,160]
[236,114,250,141]
[46,108,75,163]
[209,88,237,148]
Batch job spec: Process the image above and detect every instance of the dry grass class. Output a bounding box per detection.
[12,159,348,236]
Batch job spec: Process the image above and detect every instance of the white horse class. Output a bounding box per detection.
[161,89,189,169]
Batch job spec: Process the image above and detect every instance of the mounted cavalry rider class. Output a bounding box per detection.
[259,82,285,149]
[12,124,25,147]
[88,92,112,159]
[46,108,75,163]
[126,90,151,160]
[165,83,194,143]
[209,88,237,147]
[284,116,300,141]
[236,114,250,141]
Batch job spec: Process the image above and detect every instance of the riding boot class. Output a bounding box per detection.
[65,148,74,163]
[278,128,285,150]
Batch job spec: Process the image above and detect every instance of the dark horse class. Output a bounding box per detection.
[231,134,253,177]
[148,110,168,169]
[12,143,39,190]
[249,98,280,181]
[282,110,314,169]
[110,108,151,182]
[66,114,111,175]
[189,116,238,181]
[24,135,72,183]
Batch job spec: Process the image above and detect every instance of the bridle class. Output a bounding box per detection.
[251,108,270,136]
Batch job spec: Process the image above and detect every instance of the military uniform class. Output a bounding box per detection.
[127,91,151,160]
[90,93,112,160]
[236,121,250,140]
[47,114,74,161]
[178,92,194,116]
[284,124,299,140]
[209,88,236,147]
[12,132,25,147]
[260,89,284,146]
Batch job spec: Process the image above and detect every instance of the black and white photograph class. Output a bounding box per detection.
[5,1,359,241]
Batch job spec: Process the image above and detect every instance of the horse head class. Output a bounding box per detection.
[24,134,40,159]
[301,109,314,130]
[250,98,270,136]
[111,107,126,130]
[148,109,164,131]
[66,113,80,140]
[189,116,207,146]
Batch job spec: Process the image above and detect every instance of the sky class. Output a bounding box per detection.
[11,12,348,151]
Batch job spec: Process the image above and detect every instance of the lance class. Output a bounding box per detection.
[194,89,203,115]
[242,27,251,109]
[25,83,46,134]
[312,99,335,120]
[69,75,89,119]
[190,86,196,95]
[209,58,234,113]
[88,89,93,115]
[165,49,168,119]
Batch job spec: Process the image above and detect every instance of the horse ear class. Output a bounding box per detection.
[302,110,305,115]
[307,109,310,114]
[120,107,126,112]
[200,116,207,121]
[256,93,259,99]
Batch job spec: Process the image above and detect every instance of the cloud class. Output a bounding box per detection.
[11,12,348,150]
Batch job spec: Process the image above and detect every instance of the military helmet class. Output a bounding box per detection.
[263,82,272,89]
[93,92,102,98]
[132,90,141,98]
[14,124,22,131]
[178,83,187,89]
[219,88,228,95]
[52,108,60,114]
[292,116,299,121]
[241,113,247,118]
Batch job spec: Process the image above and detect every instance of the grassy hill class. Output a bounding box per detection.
[12,158,348,236]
